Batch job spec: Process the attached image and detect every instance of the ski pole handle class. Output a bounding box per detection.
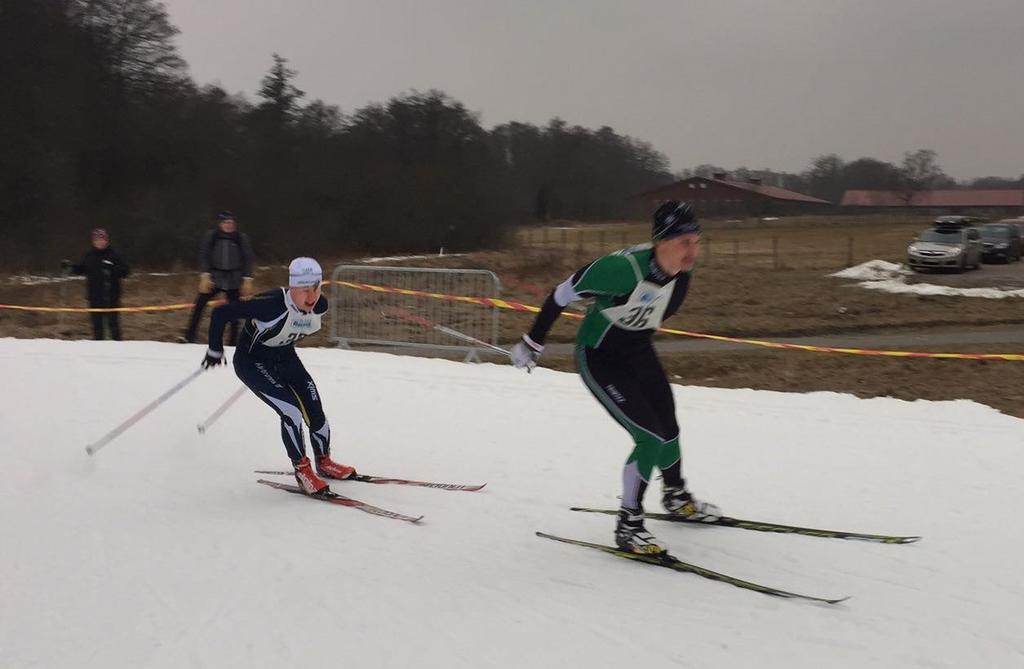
[85,368,204,455]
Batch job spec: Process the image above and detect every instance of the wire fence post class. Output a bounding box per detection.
[329,266,502,362]
[57,278,67,335]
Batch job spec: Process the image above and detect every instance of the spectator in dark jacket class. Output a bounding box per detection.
[63,228,130,340]
[182,210,254,344]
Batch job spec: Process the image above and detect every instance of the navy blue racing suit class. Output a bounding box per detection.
[208,288,330,462]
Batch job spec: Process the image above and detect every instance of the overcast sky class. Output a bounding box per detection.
[162,0,1024,181]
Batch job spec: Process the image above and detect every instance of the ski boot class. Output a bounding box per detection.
[614,507,667,555]
[662,486,722,522]
[316,455,357,480]
[293,456,330,495]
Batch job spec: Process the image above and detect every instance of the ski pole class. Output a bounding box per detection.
[382,307,511,356]
[85,368,204,455]
[197,386,246,434]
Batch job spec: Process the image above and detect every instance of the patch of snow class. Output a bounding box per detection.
[830,260,908,281]
[7,275,82,286]
[359,253,465,263]
[857,280,1024,299]
[831,260,1024,298]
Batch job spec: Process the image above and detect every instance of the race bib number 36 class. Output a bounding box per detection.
[599,280,675,332]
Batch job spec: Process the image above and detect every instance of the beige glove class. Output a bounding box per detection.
[198,272,213,294]
[240,276,254,298]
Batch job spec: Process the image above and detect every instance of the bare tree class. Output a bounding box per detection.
[70,0,186,95]
[899,149,951,204]
[804,154,845,203]
[969,175,1023,190]
[842,157,902,190]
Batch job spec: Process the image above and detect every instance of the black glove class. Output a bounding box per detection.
[201,348,224,370]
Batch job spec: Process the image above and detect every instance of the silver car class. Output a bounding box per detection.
[907,225,983,272]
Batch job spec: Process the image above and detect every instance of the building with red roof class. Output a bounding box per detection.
[841,189,1024,216]
[629,172,831,219]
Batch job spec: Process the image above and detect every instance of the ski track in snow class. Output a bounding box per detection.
[1,338,1022,668]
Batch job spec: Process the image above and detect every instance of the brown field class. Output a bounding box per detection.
[517,214,927,270]
[3,214,1022,417]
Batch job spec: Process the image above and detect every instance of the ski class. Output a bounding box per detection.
[536,532,848,604]
[257,479,423,523]
[254,469,485,492]
[569,508,920,544]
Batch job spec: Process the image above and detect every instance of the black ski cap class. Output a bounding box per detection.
[652,201,700,240]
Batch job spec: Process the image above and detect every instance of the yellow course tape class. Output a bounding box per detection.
[0,300,225,313]
[329,280,1024,362]
[4,280,1021,360]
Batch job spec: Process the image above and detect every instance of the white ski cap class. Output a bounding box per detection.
[288,257,323,287]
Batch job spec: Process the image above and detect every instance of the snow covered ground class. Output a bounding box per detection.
[2,338,1023,668]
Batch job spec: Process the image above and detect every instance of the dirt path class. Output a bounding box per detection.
[4,241,1023,418]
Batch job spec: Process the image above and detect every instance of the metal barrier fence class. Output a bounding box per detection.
[329,265,502,361]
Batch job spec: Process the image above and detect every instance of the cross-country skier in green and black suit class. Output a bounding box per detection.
[510,201,721,555]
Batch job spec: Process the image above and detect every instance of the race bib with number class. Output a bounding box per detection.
[599,279,676,331]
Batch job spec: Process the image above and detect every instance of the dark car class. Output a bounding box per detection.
[995,218,1024,238]
[978,223,1022,263]
[932,215,987,228]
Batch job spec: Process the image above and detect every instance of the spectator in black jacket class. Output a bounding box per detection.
[182,210,254,344]
[63,228,130,340]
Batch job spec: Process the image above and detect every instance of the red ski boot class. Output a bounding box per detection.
[316,455,357,480]
[293,456,330,495]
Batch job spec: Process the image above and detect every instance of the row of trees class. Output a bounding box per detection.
[681,151,1023,205]
[1,0,673,270]
[5,2,1020,271]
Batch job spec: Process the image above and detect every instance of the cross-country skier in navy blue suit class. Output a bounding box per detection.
[201,257,355,495]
